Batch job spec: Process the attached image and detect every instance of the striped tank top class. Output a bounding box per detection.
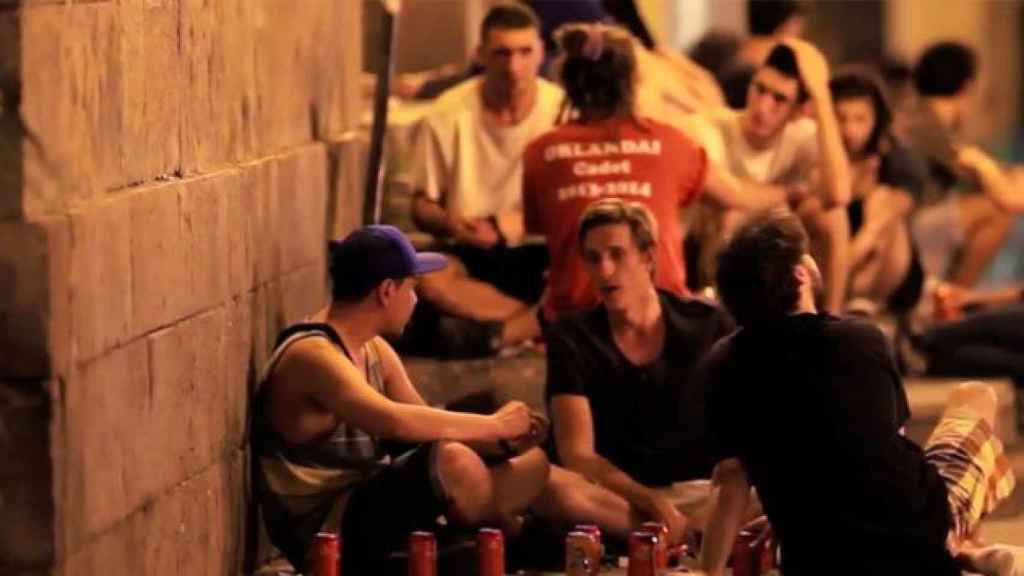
[252,323,390,571]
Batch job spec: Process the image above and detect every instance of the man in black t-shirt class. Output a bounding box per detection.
[698,210,1016,576]
[532,199,736,547]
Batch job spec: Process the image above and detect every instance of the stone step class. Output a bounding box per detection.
[903,377,1020,449]
[404,350,547,411]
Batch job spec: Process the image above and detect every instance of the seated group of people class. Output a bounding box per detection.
[253,2,1024,574]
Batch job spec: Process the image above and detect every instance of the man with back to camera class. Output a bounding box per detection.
[251,225,550,574]
[698,210,1017,576]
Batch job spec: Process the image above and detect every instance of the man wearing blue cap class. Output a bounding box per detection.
[252,225,550,574]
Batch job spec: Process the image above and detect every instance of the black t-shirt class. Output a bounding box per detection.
[704,314,958,576]
[545,291,734,486]
[848,144,928,235]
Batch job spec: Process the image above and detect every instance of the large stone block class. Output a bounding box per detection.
[60,340,150,552]
[0,217,71,380]
[280,263,326,327]
[20,3,123,218]
[70,194,133,363]
[120,0,182,184]
[224,295,253,449]
[226,167,255,298]
[0,381,55,573]
[130,181,189,337]
[327,134,368,239]
[180,0,258,173]
[181,172,231,316]
[277,144,328,274]
[60,452,245,576]
[146,309,227,488]
[245,158,281,285]
[252,1,314,154]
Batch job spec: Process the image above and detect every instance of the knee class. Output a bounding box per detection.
[435,442,491,514]
[506,447,551,488]
[949,381,999,420]
[417,262,462,300]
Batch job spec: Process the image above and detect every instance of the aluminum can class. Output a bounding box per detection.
[933,284,963,322]
[730,529,757,576]
[308,532,340,576]
[759,534,777,575]
[627,531,658,576]
[408,531,437,576]
[640,521,669,569]
[477,528,504,576]
[573,524,604,569]
[565,530,601,576]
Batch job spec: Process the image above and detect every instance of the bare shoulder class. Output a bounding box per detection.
[368,336,409,380]
[273,335,358,394]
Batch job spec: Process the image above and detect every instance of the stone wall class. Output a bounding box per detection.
[0,1,364,574]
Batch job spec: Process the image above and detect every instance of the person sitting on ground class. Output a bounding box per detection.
[523,23,788,320]
[829,67,929,315]
[699,210,1017,576]
[407,2,561,356]
[905,41,1023,288]
[252,225,550,573]
[686,39,853,313]
[529,200,753,548]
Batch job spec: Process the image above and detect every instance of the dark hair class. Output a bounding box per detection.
[689,30,742,75]
[716,209,809,326]
[829,67,893,155]
[577,198,658,254]
[555,23,636,121]
[913,42,976,97]
[748,0,804,36]
[480,2,540,44]
[763,44,808,102]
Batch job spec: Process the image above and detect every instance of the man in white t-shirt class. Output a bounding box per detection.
[408,2,563,355]
[688,40,852,313]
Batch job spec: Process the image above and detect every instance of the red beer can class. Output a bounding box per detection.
[933,284,963,322]
[573,524,605,568]
[640,521,669,569]
[566,530,601,576]
[627,531,658,576]
[477,528,504,576]
[408,531,437,576]
[308,532,341,576]
[730,529,758,576]
[759,535,777,574]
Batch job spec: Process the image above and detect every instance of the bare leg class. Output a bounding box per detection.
[950,195,1014,288]
[798,199,851,314]
[942,380,999,432]
[531,466,636,540]
[418,257,530,322]
[848,219,913,304]
[697,207,747,289]
[435,442,549,527]
[500,306,541,346]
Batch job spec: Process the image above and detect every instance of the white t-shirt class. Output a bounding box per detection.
[411,76,564,222]
[686,107,818,185]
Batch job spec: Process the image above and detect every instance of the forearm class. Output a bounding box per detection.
[700,479,751,575]
[388,403,501,443]
[567,453,655,509]
[412,193,457,237]
[810,93,852,207]
[976,163,1023,213]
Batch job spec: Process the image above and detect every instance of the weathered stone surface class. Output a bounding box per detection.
[60,452,245,576]
[120,0,181,184]
[180,0,258,173]
[245,158,281,285]
[20,3,122,218]
[404,352,547,412]
[327,134,368,239]
[225,169,255,298]
[147,309,228,489]
[0,381,55,573]
[61,340,149,551]
[252,2,314,154]
[280,263,326,327]
[0,218,71,380]
[70,194,133,363]
[277,144,328,274]
[181,172,231,315]
[130,181,188,337]
[224,295,253,449]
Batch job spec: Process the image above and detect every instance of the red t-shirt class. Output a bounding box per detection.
[523,117,707,319]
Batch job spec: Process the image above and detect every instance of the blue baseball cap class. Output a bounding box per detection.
[328,225,447,300]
